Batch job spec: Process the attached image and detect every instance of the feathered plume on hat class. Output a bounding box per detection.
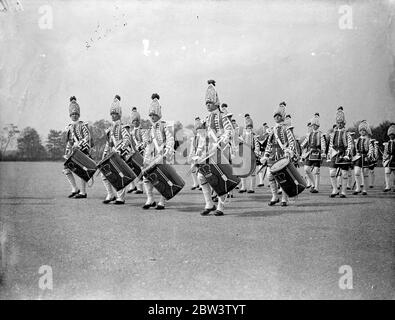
[311,113,320,127]
[110,95,122,116]
[387,123,395,136]
[245,114,253,128]
[274,101,286,119]
[205,80,220,107]
[358,120,371,135]
[149,93,162,119]
[335,106,345,123]
[69,96,80,115]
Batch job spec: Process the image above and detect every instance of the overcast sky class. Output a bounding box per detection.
[1,0,395,142]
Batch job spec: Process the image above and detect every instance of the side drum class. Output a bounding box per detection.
[64,148,97,182]
[97,152,137,191]
[270,158,306,197]
[198,163,241,197]
[145,164,185,200]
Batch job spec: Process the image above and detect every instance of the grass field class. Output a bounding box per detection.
[0,162,394,299]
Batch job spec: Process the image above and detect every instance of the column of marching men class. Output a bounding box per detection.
[63,80,395,215]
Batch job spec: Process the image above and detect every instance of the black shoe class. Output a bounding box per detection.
[198,186,202,191]
[226,193,231,198]
[214,210,224,216]
[239,189,246,193]
[142,201,156,209]
[134,190,143,194]
[330,192,339,198]
[74,193,87,199]
[340,194,347,198]
[68,189,80,198]
[352,191,359,195]
[247,190,255,194]
[369,186,374,189]
[383,188,391,192]
[268,199,280,206]
[191,186,198,190]
[114,200,125,205]
[127,187,137,194]
[102,196,116,204]
[155,204,165,210]
[362,191,367,195]
[201,205,216,216]
[306,185,311,189]
[281,202,287,207]
[310,188,318,193]
[346,187,351,190]
[258,183,265,187]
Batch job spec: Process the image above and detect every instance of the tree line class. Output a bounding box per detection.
[0,120,392,162]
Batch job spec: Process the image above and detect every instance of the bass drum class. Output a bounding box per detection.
[126,151,144,178]
[198,162,241,197]
[270,157,306,197]
[231,142,256,178]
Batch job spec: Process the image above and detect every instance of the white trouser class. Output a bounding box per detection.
[197,172,225,211]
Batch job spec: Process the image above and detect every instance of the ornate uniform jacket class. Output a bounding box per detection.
[300,130,326,160]
[264,123,296,162]
[103,120,131,159]
[327,128,353,159]
[65,121,91,155]
[130,125,146,154]
[354,136,374,159]
[383,140,395,168]
[195,111,233,162]
[144,121,174,163]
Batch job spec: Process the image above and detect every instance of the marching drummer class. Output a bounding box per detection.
[352,120,374,195]
[368,138,379,189]
[300,113,326,193]
[257,122,269,187]
[101,95,132,205]
[142,93,175,210]
[326,106,353,198]
[260,101,296,207]
[63,96,92,199]
[195,79,233,216]
[383,123,395,192]
[189,116,203,191]
[239,114,260,194]
[127,108,145,195]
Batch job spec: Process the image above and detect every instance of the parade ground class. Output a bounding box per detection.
[0,162,394,300]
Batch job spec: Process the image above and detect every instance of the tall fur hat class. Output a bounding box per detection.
[387,123,395,136]
[205,81,220,107]
[245,114,253,128]
[149,93,162,119]
[69,96,80,115]
[274,102,286,119]
[311,113,320,127]
[131,110,141,123]
[335,106,345,123]
[110,95,122,116]
[358,120,370,134]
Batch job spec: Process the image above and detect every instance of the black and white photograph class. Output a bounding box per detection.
[0,0,394,304]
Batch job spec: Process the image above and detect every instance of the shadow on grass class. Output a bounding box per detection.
[228,209,327,218]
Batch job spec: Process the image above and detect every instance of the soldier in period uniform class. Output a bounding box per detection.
[142,93,175,210]
[63,96,92,199]
[127,108,145,194]
[352,120,374,195]
[101,95,132,204]
[326,107,353,198]
[300,113,326,193]
[383,123,395,192]
[260,101,296,206]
